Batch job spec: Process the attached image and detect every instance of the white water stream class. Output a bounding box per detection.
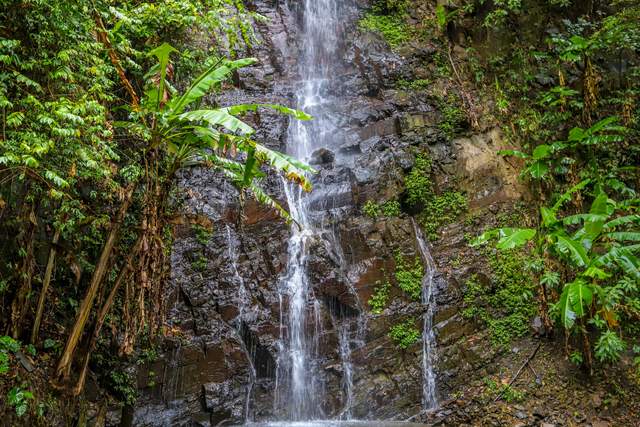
[412,219,438,410]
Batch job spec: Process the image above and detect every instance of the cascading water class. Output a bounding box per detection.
[412,219,438,411]
[225,225,257,421]
[274,0,343,421]
[338,325,355,420]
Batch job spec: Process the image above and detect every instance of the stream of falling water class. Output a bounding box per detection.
[226,225,257,421]
[274,0,341,421]
[412,219,438,410]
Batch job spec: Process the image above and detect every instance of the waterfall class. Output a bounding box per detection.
[338,325,354,420]
[274,0,343,421]
[225,225,257,421]
[412,219,438,411]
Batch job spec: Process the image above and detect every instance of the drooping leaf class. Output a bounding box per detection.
[562,213,607,225]
[604,215,640,230]
[583,265,611,279]
[248,182,292,224]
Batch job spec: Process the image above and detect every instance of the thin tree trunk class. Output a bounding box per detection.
[55,183,136,382]
[72,238,140,396]
[31,228,61,344]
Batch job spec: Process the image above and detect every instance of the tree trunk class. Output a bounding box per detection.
[72,237,140,396]
[55,183,136,382]
[31,228,61,344]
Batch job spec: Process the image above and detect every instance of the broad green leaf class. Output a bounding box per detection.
[148,43,178,109]
[554,234,589,267]
[606,232,640,242]
[558,285,576,329]
[562,213,607,225]
[568,279,593,318]
[470,229,499,247]
[178,109,255,134]
[527,160,548,179]
[540,206,558,227]
[604,215,640,230]
[589,192,611,215]
[532,144,552,160]
[497,149,529,159]
[224,103,312,121]
[252,143,315,192]
[170,58,258,114]
[496,228,536,250]
[596,247,640,280]
[583,265,611,279]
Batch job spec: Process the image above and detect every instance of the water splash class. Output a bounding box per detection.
[412,219,438,411]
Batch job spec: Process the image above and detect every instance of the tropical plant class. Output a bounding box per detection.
[473,182,640,371]
[53,43,314,390]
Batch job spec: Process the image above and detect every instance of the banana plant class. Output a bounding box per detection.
[472,182,640,365]
[118,42,315,222]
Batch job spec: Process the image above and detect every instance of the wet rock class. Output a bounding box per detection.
[309,148,335,165]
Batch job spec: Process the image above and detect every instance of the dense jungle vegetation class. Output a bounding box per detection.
[0,0,639,424]
[0,0,312,422]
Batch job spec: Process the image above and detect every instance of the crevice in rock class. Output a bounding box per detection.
[239,321,276,379]
[324,295,360,320]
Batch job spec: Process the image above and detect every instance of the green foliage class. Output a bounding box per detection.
[192,224,212,245]
[394,252,423,301]
[462,251,536,347]
[8,386,34,417]
[363,199,401,219]
[389,318,420,349]
[192,254,208,271]
[483,377,525,403]
[420,191,468,240]
[109,370,138,406]
[405,154,433,207]
[475,185,640,363]
[0,335,20,375]
[0,0,314,413]
[396,79,431,91]
[403,152,467,239]
[359,0,411,48]
[595,330,627,364]
[368,281,391,314]
[436,93,467,139]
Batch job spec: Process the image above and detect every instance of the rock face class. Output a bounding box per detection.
[131,1,526,425]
